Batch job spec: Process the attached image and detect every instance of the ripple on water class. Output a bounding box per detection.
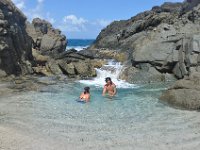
[0,82,200,150]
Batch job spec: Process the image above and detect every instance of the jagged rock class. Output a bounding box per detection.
[90,2,183,50]
[73,61,96,78]
[32,48,49,65]
[46,59,63,75]
[120,66,176,83]
[191,34,200,53]
[173,62,188,79]
[58,59,97,78]
[90,59,106,68]
[26,18,67,57]
[188,53,198,65]
[89,0,200,83]
[32,66,53,76]
[0,69,6,77]
[31,45,99,79]
[160,72,200,110]
[133,39,176,64]
[0,0,34,76]
[58,62,76,76]
[88,49,127,62]
[55,49,95,62]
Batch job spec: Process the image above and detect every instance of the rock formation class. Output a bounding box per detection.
[89,1,200,83]
[32,49,99,78]
[26,17,102,78]
[160,72,200,110]
[0,0,101,79]
[26,18,67,57]
[0,0,34,77]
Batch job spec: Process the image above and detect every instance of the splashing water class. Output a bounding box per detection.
[79,60,138,88]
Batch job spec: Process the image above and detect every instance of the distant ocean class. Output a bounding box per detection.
[66,39,95,51]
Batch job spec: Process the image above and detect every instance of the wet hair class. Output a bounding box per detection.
[84,87,90,94]
[105,77,112,84]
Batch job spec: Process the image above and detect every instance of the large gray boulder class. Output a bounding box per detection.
[0,0,34,76]
[26,18,67,57]
[119,65,176,84]
[160,72,200,110]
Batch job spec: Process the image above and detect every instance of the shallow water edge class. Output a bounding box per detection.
[0,78,200,150]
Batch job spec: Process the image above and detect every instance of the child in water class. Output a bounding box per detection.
[79,87,90,102]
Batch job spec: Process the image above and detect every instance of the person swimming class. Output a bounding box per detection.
[79,87,90,102]
[102,77,116,97]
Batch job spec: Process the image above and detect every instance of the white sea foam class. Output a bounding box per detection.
[79,60,139,89]
[66,45,89,51]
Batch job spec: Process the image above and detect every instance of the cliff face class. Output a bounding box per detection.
[0,0,96,79]
[90,1,200,83]
[0,0,34,77]
[91,2,183,50]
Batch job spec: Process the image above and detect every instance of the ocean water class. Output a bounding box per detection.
[1,61,200,150]
[66,39,95,51]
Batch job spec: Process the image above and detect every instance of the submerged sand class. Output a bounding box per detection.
[0,82,200,150]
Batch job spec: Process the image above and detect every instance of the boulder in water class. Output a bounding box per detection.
[160,72,200,110]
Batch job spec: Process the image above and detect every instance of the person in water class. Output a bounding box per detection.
[102,77,116,96]
[79,87,90,102]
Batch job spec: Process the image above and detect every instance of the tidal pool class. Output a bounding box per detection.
[0,82,200,150]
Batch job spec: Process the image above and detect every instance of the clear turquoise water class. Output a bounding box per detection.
[1,81,200,149]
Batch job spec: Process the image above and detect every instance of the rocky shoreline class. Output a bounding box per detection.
[89,0,200,84]
[1,0,200,110]
[0,0,105,100]
[0,0,107,81]
[25,17,107,79]
[0,75,67,97]
[87,0,200,110]
[160,72,200,110]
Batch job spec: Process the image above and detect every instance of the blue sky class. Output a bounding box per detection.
[13,0,183,39]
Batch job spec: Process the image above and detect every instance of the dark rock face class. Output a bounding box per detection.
[26,17,98,79]
[32,48,103,78]
[0,0,34,77]
[90,2,183,50]
[26,18,67,57]
[90,1,200,83]
[26,17,100,79]
[160,72,200,110]
[0,0,103,80]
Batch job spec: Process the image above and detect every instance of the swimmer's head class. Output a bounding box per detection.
[105,77,112,84]
[84,87,90,94]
